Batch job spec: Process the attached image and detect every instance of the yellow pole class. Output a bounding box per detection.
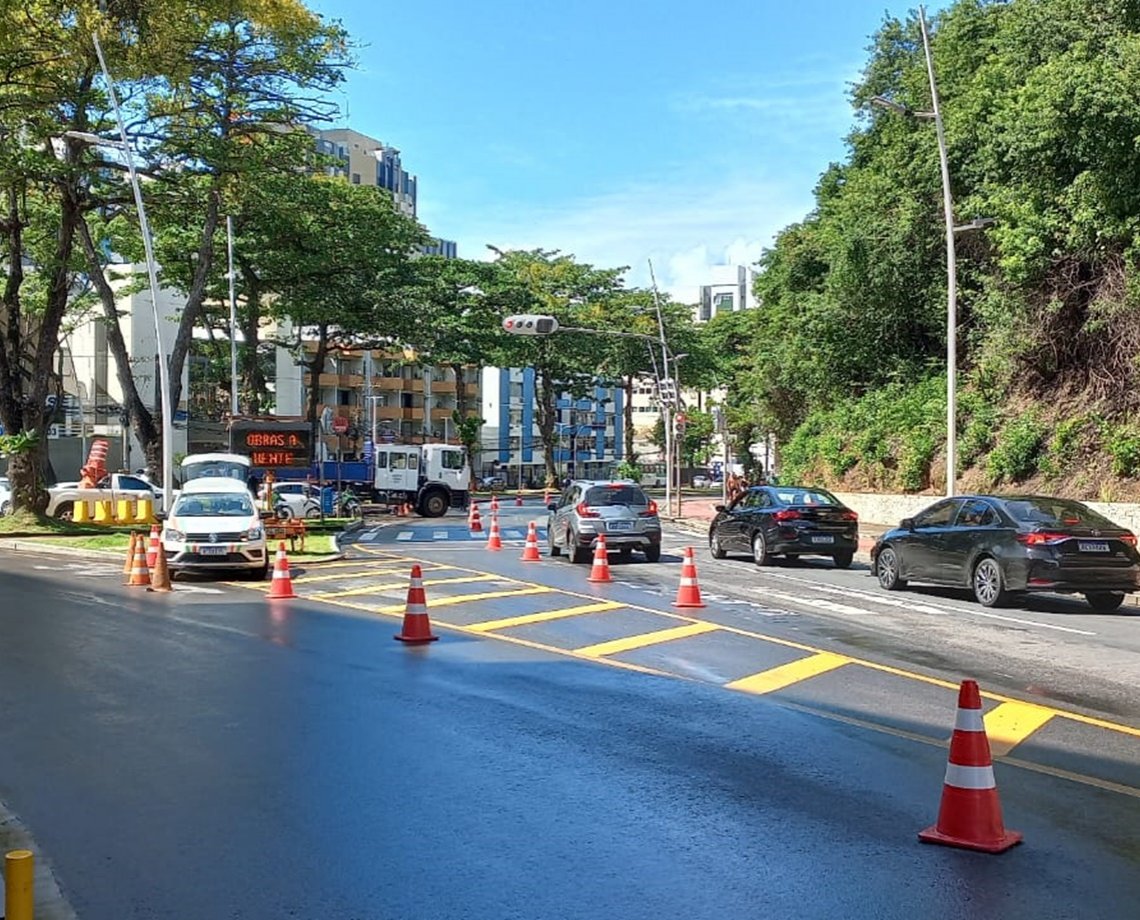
[5,848,34,920]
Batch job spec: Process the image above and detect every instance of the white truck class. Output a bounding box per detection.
[370,443,470,517]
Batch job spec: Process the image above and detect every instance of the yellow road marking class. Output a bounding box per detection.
[291,567,420,585]
[373,585,555,614]
[313,574,498,600]
[725,652,850,695]
[468,601,624,633]
[575,621,718,657]
[984,702,1056,757]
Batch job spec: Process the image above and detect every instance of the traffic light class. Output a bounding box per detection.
[657,377,678,406]
[502,315,560,335]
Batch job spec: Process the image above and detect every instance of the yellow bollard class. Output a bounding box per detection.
[94,500,112,524]
[74,500,91,523]
[5,849,34,920]
[137,497,154,523]
[117,498,135,523]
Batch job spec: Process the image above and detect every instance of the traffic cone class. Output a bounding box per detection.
[126,532,151,587]
[468,500,483,533]
[404,502,415,517]
[515,491,523,507]
[919,680,1022,853]
[146,523,160,569]
[395,501,406,517]
[395,564,438,644]
[673,546,706,608]
[148,539,173,593]
[490,494,499,514]
[521,520,541,561]
[544,488,552,505]
[123,531,138,582]
[485,513,503,551]
[267,542,297,599]
[587,535,612,583]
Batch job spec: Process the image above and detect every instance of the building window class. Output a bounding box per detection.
[713,292,734,315]
[351,173,361,185]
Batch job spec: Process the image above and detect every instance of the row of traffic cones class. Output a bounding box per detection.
[123,528,172,592]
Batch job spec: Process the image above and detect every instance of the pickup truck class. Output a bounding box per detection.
[47,472,157,519]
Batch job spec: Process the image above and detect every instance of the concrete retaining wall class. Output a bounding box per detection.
[832,491,1140,532]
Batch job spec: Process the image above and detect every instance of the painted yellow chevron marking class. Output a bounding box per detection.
[372,585,555,614]
[726,652,850,695]
[574,621,718,658]
[312,573,499,600]
[984,701,1056,757]
[467,601,624,633]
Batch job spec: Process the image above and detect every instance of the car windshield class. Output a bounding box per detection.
[1003,497,1120,529]
[773,488,840,506]
[174,493,255,517]
[182,460,249,482]
[584,485,648,506]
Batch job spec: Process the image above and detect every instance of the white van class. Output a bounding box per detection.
[160,477,268,579]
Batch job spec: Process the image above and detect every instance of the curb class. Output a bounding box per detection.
[0,802,78,920]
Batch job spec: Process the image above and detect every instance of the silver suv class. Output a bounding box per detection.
[546,480,662,563]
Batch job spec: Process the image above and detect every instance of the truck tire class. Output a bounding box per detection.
[419,489,450,518]
[54,501,75,521]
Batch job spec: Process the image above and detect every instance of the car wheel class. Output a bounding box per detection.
[304,504,321,520]
[546,520,561,557]
[1085,591,1126,613]
[709,530,726,559]
[643,544,661,563]
[569,531,591,564]
[876,546,906,591]
[56,501,74,521]
[972,557,1009,608]
[275,504,294,521]
[752,531,772,566]
[832,550,854,569]
[0,500,8,516]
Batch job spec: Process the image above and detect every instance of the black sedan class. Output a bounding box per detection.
[870,494,1140,612]
[708,485,859,568]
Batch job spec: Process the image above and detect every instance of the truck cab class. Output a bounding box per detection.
[372,443,469,517]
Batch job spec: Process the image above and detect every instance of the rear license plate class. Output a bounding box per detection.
[198,546,228,556]
[811,535,835,545]
[609,521,634,532]
[1078,541,1110,553]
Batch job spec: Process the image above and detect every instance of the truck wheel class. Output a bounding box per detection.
[55,501,75,521]
[419,490,449,518]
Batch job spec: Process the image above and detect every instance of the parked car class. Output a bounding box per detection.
[259,482,321,521]
[692,475,710,488]
[546,480,662,563]
[870,494,1140,612]
[708,485,859,568]
[479,475,507,490]
[0,476,10,515]
[159,477,269,579]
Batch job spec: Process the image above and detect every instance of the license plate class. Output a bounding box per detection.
[1078,541,1110,553]
[811,535,835,544]
[197,546,228,556]
[609,521,634,532]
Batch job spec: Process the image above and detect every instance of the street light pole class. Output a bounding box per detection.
[226,215,239,448]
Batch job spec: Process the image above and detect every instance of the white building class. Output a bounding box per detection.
[696,265,756,323]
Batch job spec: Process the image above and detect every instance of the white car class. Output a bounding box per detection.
[0,476,10,515]
[160,477,269,579]
[259,482,322,520]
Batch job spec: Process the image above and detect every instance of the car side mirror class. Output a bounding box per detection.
[547,502,558,512]
[900,517,915,531]
[714,504,726,513]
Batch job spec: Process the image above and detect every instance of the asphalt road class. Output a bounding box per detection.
[0,515,1139,919]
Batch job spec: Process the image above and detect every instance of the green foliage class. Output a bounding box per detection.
[1039,414,1091,477]
[956,390,999,470]
[987,414,1047,484]
[613,460,642,483]
[0,430,39,456]
[1104,425,1140,478]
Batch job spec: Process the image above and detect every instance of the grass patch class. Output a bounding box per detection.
[0,511,135,536]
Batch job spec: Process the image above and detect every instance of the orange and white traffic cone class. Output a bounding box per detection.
[148,540,173,593]
[515,491,523,507]
[490,494,499,515]
[395,564,438,644]
[673,546,705,608]
[485,513,503,551]
[267,542,297,599]
[521,521,541,561]
[126,532,151,587]
[146,523,161,570]
[919,680,1022,853]
[468,500,483,533]
[123,531,139,583]
[543,488,552,505]
[587,535,612,583]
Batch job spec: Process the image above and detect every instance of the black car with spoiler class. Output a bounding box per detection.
[870,494,1140,612]
[708,485,859,569]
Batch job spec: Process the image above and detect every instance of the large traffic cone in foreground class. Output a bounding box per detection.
[485,513,503,551]
[468,500,483,533]
[126,532,151,587]
[588,535,612,583]
[148,539,173,593]
[267,542,298,599]
[123,531,138,582]
[395,564,438,644]
[673,546,706,608]
[919,679,1022,853]
[146,523,161,569]
[521,521,541,561]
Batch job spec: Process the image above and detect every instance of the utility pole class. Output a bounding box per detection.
[226,215,239,450]
[647,259,673,517]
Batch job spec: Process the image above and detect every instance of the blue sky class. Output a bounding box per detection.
[306,0,944,301]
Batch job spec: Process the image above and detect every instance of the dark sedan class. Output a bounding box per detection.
[708,485,859,568]
[870,494,1140,612]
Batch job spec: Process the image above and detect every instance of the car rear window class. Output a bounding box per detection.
[1003,497,1119,529]
[584,486,648,506]
[773,489,840,506]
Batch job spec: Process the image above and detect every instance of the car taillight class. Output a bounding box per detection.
[1017,532,1072,546]
[1122,533,1138,546]
[640,500,658,517]
[773,509,801,521]
[841,511,858,521]
[576,501,600,518]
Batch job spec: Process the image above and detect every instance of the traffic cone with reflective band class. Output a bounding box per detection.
[146,523,160,569]
[126,532,151,587]
[544,488,552,505]
[395,564,438,644]
[404,502,415,517]
[123,531,139,582]
[148,540,173,593]
[588,535,612,583]
[490,494,499,514]
[919,679,1022,853]
[267,542,297,599]
[468,500,483,533]
[515,491,523,507]
[485,513,503,551]
[521,521,541,561]
[673,546,706,608]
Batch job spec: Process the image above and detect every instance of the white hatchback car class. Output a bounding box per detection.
[161,477,269,579]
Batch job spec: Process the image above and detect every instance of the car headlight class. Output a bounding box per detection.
[246,526,263,541]
[165,528,185,542]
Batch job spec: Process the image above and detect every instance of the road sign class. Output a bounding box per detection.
[332,416,350,435]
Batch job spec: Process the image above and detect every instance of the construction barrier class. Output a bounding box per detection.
[93,500,113,524]
[74,500,91,523]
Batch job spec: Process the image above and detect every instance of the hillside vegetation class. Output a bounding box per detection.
[721,0,1140,501]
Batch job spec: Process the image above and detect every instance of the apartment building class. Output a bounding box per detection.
[696,265,756,323]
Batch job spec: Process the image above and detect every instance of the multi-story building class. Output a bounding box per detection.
[696,265,756,323]
[480,368,625,487]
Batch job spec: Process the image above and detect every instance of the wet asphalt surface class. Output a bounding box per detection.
[0,525,1139,919]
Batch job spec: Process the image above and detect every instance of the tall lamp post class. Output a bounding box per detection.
[871,5,993,498]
